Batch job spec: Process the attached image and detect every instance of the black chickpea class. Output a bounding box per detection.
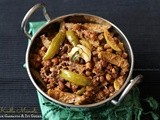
[104,44,111,49]
[52,58,59,65]
[85,62,92,69]
[100,76,105,82]
[106,74,112,81]
[85,70,91,76]
[122,52,128,59]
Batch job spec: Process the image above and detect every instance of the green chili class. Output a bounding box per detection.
[59,69,91,86]
[66,30,79,46]
[43,31,65,60]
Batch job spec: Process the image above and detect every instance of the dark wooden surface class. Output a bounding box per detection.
[0,0,159,119]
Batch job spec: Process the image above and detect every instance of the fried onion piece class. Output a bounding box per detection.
[65,23,111,33]
[48,89,85,105]
[114,76,126,90]
[99,51,129,73]
[40,34,51,48]
[83,23,111,33]
[103,28,121,52]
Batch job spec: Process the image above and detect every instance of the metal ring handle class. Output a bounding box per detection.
[111,74,143,105]
[21,3,51,39]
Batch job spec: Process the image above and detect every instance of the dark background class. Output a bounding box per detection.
[0,0,159,119]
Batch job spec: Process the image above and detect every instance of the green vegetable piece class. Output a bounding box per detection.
[43,31,65,60]
[76,87,86,95]
[30,68,46,87]
[71,51,80,62]
[59,69,91,86]
[66,30,79,46]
